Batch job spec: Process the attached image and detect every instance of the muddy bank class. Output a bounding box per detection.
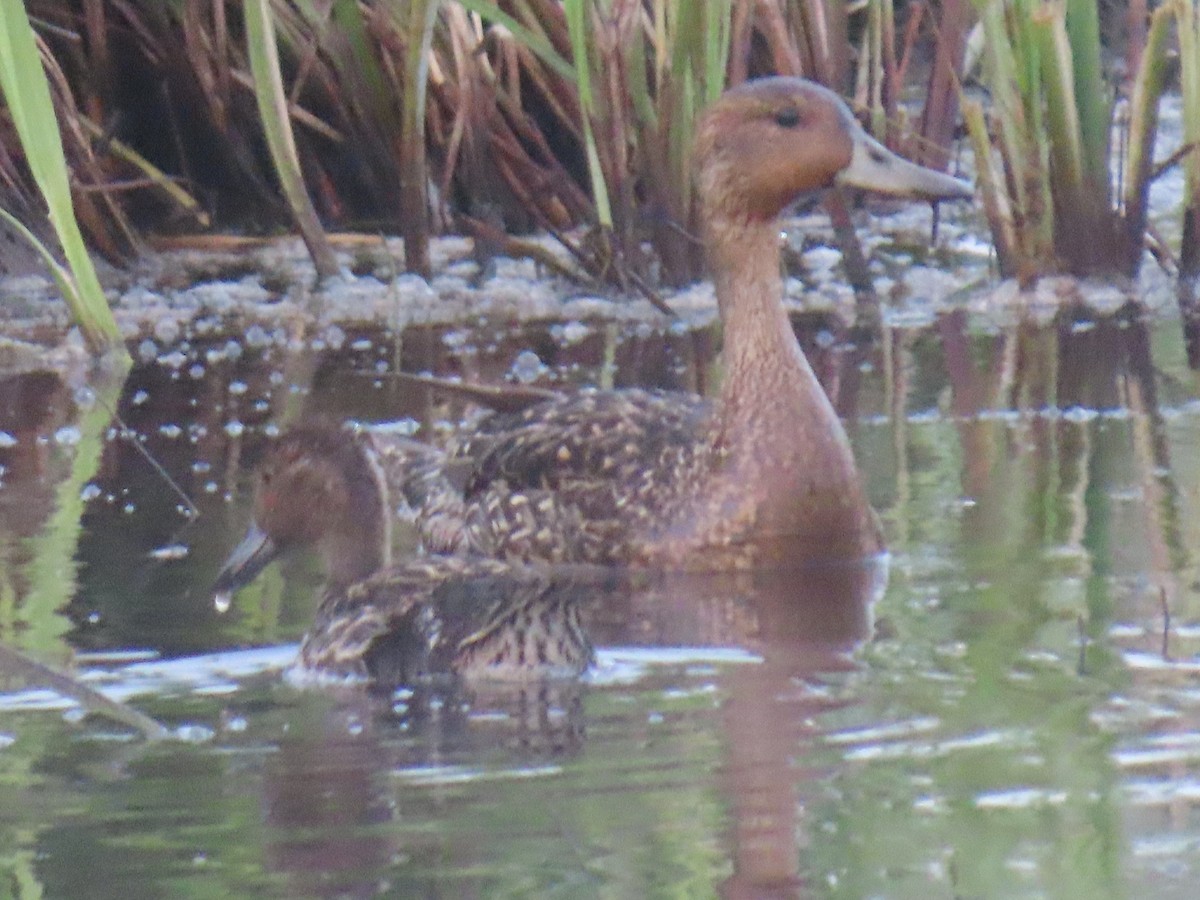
[0,198,1182,378]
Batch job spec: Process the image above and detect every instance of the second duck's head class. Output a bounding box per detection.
[694,77,972,230]
[212,424,391,600]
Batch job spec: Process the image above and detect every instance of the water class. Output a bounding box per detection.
[1,304,1199,897]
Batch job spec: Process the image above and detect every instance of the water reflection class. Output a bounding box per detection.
[0,371,74,640]
[251,559,883,898]
[0,306,1199,895]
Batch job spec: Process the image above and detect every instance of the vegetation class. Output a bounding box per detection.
[243,0,339,279]
[1,2,969,315]
[965,0,1200,284]
[2,1,1200,355]
[0,0,127,360]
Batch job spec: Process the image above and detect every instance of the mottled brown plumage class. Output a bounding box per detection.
[371,79,970,569]
[295,557,603,686]
[214,77,971,681]
[211,424,609,684]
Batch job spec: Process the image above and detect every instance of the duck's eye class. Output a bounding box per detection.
[774,107,802,128]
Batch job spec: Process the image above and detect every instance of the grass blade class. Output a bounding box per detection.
[0,0,127,360]
[243,0,340,279]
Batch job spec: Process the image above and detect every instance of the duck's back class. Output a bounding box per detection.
[296,557,604,685]
[386,388,713,564]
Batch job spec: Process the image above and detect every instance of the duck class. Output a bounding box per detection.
[214,76,970,679]
[212,423,608,684]
[412,77,970,570]
[219,77,971,577]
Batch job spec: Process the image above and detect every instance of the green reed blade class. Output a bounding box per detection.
[1123,3,1172,269]
[564,0,612,229]
[243,0,339,278]
[1032,5,1085,195]
[1064,0,1109,193]
[456,0,576,81]
[0,0,126,360]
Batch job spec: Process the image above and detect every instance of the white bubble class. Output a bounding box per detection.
[560,321,590,345]
[153,318,180,344]
[54,426,82,446]
[158,350,187,370]
[325,325,346,349]
[173,724,215,743]
[148,544,189,561]
[511,350,545,384]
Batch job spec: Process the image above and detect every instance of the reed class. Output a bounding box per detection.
[454,0,732,286]
[0,0,127,360]
[967,0,1196,283]
[1122,3,1173,276]
[244,0,339,278]
[8,1,970,301]
[1175,0,1200,279]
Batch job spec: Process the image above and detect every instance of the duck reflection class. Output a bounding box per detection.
[258,557,883,898]
[620,560,884,898]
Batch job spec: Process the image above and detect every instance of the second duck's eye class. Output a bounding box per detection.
[774,107,801,128]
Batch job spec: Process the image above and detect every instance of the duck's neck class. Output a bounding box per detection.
[709,219,837,452]
[685,216,880,561]
[320,441,394,588]
[321,528,389,590]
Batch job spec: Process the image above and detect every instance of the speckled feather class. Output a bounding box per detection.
[366,388,715,565]
[295,556,601,685]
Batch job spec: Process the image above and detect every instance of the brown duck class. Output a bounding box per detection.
[214,77,970,679]
[213,421,609,684]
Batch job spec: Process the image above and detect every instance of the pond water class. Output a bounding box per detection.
[1,301,1199,898]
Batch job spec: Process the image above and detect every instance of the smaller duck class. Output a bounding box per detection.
[297,556,602,686]
[214,424,607,685]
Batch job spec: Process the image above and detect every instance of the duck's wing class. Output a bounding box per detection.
[454,388,709,499]
[439,390,709,563]
[449,565,606,680]
[455,389,707,493]
[362,431,474,554]
[365,390,711,562]
[296,558,606,686]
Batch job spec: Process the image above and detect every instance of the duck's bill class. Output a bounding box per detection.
[212,521,278,598]
[838,129,973,201]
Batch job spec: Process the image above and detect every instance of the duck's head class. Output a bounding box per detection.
[212,424,391,601]
[694,77,972,227]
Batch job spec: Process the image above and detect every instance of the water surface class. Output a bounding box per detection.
[1,304,1199,897]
